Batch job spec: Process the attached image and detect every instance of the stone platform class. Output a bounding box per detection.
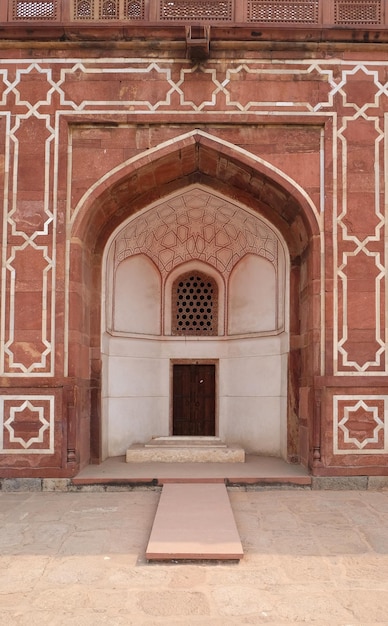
[73,454,311,488]
[126,437,245,463]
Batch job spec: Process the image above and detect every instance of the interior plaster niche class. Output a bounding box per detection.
[228,254,277,335]
[113,254,161,335]
[101,185,289,460]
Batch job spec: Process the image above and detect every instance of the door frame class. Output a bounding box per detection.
[170,359,219,436]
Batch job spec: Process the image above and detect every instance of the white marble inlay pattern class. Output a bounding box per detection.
[0,395,54,454]
[333,395,388,454]
[0,57,387,376]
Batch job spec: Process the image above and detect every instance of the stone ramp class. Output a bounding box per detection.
[146,483,243,561]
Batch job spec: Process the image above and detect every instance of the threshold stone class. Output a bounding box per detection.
[126,437,245,463]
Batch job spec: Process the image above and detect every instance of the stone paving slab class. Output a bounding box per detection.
[1,489,388,624]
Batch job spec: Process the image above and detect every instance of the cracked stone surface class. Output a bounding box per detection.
[1,489,388,624]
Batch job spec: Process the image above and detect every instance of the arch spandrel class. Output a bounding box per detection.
[70,130,320,260]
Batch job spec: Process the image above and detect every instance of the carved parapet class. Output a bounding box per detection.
[4,0,388,27]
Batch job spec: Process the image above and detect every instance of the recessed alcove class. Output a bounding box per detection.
[102,185,289,460]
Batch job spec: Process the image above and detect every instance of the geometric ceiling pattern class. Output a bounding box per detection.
[113,187,279,277]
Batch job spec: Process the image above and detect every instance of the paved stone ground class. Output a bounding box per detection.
[1,488,388,625]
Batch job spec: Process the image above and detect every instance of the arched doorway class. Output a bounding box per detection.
[69,131,321,468]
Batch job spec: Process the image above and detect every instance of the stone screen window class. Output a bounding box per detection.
[14,1,57,20]
[172,272,218,336]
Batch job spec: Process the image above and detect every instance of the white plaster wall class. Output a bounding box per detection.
[113,255,161,334]
[228,255,277,334]
[102,333,288,458]
[101,335,168,458]
[219,343,288,456]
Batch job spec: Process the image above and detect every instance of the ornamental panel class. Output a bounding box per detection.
[125,0,143,18]
[333,395,388,454]
[172,272,218,336]
[12,0,58,20]
[0,395,55,454]
[333,72,386,375]
[72,0,144,19]
[99,0,118,18]
[334,0,382,24]
[1,107,55,376]
[73,0,94,18]
[114,187,278,277]
[159,0,233,21]
[247,0,319,23]
[58,63,174,111]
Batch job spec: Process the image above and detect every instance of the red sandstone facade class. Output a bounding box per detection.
[1,0,388,478]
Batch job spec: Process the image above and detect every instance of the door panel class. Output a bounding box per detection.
[173,364,215,436]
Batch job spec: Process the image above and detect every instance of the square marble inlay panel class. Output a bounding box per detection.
[333,395,388,454]
[0,395,54,454]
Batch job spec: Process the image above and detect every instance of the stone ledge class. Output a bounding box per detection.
[311,476,369,490]
[367,476,388,490]
[2,474,388,492]
[1,478,43,492]
[145,436,227,448]
[42,478,72,492]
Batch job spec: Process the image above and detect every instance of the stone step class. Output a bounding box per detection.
[146,483,244,561]
[145,436,227,448]
[126,439,245,463]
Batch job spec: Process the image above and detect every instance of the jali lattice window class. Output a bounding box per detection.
[334,0,381,24]
[248,0,319,23]
[160,0,232,21]
[72,0,144,19]
[13,0,57,19]
[172,273,218,336]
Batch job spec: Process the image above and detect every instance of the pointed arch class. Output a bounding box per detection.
[71,129,320,259]
[67,131,322,467]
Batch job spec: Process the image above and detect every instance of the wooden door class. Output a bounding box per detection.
[173,364,215,436]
